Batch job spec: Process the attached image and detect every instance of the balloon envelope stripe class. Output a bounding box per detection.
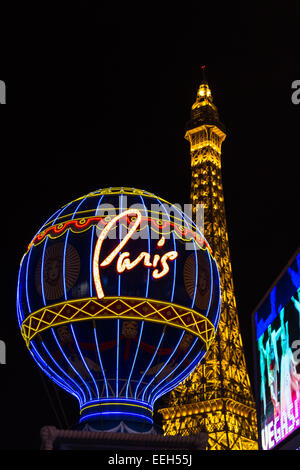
[170,231,177,303]
[70,323,98,400]
[28,207,62,248]
[191,239,198,310]
[125,320,145,399]
[139,195,150,298]
[51,200,74,226]
[93,325,109,398]
[89,225,96,297]
[150,338,202,405]
[51,328,90,403]
[71,195,89,220]
[134,329,165,400]
[17,256,25,326]
[62,229,70,301]
[206,249,214,316]
[149,336,199,405]
[159,198,177,304]
[142,329,185,402]
[38,340,84,404]
[116,319,120,397]
[25,245,33,314]
[40,236,49,307]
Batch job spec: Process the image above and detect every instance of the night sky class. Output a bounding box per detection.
[0,5,299,450]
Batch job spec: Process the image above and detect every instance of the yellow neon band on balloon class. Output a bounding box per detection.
[20,296,216,349]
[80,402,152,415]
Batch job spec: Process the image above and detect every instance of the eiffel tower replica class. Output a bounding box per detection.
[158,69,258,450]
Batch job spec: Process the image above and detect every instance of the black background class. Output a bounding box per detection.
[0,4,299,451]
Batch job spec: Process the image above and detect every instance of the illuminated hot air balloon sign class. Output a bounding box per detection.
[17,187,221,432]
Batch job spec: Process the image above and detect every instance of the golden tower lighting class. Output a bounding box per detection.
[159,70,258,450]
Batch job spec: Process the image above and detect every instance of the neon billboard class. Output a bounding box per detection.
[253,248,300,449]
[17,187,221,431]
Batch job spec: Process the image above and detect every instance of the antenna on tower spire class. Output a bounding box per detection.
[201,65,207,83]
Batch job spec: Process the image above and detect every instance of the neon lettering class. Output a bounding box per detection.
[116,251,153,273]
[274,415,281,443]
[288,402,295,433]
[153,252,178,279]
[93,209,178,299]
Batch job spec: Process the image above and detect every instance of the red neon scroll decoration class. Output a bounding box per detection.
[92,209,178,299]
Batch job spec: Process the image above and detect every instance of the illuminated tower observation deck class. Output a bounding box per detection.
[159,77,258,450]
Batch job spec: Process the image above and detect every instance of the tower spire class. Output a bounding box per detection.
[201,64,207,82]
[159,77,258,450]
[189,70,225,134]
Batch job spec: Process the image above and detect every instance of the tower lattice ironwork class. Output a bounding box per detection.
[158,74,258,450]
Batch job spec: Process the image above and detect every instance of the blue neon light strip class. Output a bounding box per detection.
[89,225,96,297]
[79,411,153,425]
[115,193,124,397]
[154,349,205,405]
[51,328,90,402]
[28,207,61,247]
[153,346,205,405]
[125,321,144,399]
[30,339,83,404]
[69,323,99,400]
[71,195,89,220]
[139,195,150,298]
[90,191,105,297]
[62,229,70,301]
[116,319,120,397]
[118,193,123,297]
[37,340,84,404]
[40,235,49,307]
[51,200,75,226]
[79,400,153,420]
[94,194,105,216]
[149,336,199,405]
[215,261,221,327]
[30,347,80,402]
[191,239,198,309]
[170,231,177,302]
[16,255,26,327]
[149,335,198,403]
[206,249,213,317]
[25,244,33,314]
[93,325,109,397]
[134,329,165,400]
[141,329,185,402]
[159,198,177,303]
